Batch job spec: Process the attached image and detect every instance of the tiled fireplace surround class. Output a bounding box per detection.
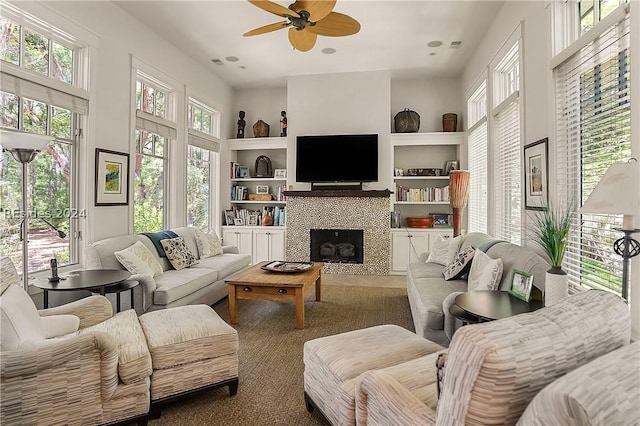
[285,193,390,275]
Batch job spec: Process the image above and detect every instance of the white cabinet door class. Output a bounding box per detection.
[253,229,286,263]
[390,230,429,274]
[222,228,253,258]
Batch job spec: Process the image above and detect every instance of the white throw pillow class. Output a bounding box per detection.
[195,228,223,259]
[467,249,503,291]
[426,235,462,266]
[114,240,163,277]
[161,236,199,270]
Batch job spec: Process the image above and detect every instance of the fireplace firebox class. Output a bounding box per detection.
[310,229,363,264]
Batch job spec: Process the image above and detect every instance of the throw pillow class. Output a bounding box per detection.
[195,228,223,259]
[426,235,462,266]
[114,240,163,277]
[161,236,199,270]
[467,248,503,291]
[442,246,476,281]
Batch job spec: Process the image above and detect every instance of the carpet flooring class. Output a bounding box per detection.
[149,284,414,425]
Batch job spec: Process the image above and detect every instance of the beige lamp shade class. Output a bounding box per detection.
[580,159,640,230]
[1,130,53,163]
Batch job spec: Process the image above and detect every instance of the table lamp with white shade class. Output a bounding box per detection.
[1,130,54,290]
[580,158,640,301]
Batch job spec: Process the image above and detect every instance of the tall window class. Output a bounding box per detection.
[134,76,176,233]
[186,98,220,230]
[579,0,628,35]
[0,14,87,275]
[492,41,522,244]
[467,81,488,233]
[555,5,630,295]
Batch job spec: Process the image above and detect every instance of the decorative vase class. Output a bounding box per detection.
[394,108,420,133]
[442,113,457,132]
[545,267,568,306]
[253,119,270,137]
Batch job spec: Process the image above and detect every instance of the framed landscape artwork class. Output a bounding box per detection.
[524,137,548,210]
[95,148,129,206]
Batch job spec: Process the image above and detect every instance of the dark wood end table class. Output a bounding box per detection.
[451,290,543,324]
[34,269,132,310]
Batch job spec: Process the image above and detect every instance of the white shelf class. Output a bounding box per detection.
[393,201,450,205]
[227,137,287,150]
[394,176,450,181]
[390,132,465,146]
[231,200,286,205]
[231,177,287,182]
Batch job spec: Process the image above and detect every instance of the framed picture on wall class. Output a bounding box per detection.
[524,137,548,210]
[95,148,130,206]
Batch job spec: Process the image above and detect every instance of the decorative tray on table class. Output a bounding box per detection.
[261,261,314,273]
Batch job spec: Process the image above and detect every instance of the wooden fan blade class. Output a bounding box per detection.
[291,0,336,21]
[306,11,360,37]
[243,21,290,37]
[288,27,317,52]
[248,0,300,18]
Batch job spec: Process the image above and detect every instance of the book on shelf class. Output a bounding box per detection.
[395,185,450,202]
[228,206,286,226]
[231,185,249,201]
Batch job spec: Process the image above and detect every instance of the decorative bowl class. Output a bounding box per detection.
[406,217,434,228]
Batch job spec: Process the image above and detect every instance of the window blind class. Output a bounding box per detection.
[493,98,521,244]
[135,110,177,139]
[468,119,488,233]
[188,128,220,152]
[1,70,88,114]
[554,10,630,295]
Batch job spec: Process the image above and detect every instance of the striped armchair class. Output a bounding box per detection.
[355,290,630,426]
[0,257,150,425]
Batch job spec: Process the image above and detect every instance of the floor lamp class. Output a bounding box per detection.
[449,170,470,237]
[1,130,54,291]
[580,158,640,302]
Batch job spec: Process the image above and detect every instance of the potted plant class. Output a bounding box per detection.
[529,203,574,306]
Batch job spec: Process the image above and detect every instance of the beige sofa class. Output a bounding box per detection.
[407,232,551,346]
[85,226,251,313]
[354,290,630,426]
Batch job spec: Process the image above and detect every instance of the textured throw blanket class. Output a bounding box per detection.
[140,230,178,257]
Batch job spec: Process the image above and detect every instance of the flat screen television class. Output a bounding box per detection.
[296,134,378,183]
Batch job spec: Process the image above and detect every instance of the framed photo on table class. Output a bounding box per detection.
[524,138,548,210]
[509,269,534,302]
[444,160,459,175]
[95,148,129,206]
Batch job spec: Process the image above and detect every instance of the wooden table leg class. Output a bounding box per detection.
[228,284,238,324]
[315,271,322,301]
[295,287,304,329]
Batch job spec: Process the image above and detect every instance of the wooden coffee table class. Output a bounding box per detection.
[224,261,323,329]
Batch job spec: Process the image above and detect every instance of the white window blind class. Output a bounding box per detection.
[468,119,488,233]
[493,97,521,244]
[1,71,88,114]
[135,110,177,139]
[554,10,630,295]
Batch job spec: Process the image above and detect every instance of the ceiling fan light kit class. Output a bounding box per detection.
[244,0,360,52]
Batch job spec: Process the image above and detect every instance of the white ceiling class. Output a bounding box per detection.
[116,0,504,89]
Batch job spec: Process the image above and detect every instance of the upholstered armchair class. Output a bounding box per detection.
[355,290,630,426]
[0,257,150,425]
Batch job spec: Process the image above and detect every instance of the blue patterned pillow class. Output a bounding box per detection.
[160,236,198,270]
[442,246,475,281]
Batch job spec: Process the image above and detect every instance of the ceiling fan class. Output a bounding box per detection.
[243,0,361,52]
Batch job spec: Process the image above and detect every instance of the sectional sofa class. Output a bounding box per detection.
[85,226,251,313]
[406,232,551,346]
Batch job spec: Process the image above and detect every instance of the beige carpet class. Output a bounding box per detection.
[149,282,414,425]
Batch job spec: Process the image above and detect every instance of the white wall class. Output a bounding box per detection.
[287,70,391,191]
[14,1,233,244]
[391,78,464,133]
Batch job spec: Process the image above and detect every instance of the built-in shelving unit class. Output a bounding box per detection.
[390,132,465,226]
